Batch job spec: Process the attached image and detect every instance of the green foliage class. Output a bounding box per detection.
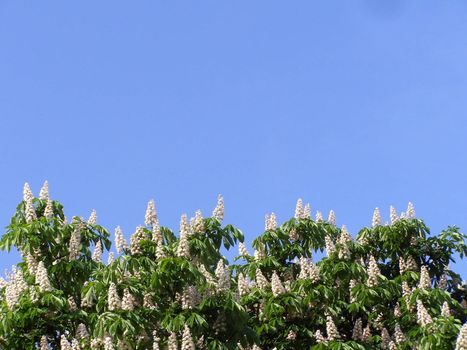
[0,185,466,349]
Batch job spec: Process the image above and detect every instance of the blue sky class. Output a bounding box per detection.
[0,1,466,278]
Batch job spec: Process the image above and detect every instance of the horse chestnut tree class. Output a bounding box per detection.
[0,182,466,350]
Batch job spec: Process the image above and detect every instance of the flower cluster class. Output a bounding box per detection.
[115,226,128,254]
[145,199,158,227]
[5,267,27,309]
[36,261,52,292]
[418,265,431,289]
[108,282,121,311]
[271,271,285,297]
[367,255,380,287]
[215,260,231,292]
[176,214,190,258]
[212,194,224,221]
[87,210,97,225]
[417,300,433,326]
[456,323,467,350]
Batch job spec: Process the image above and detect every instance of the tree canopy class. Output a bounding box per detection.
[0,182,466,350]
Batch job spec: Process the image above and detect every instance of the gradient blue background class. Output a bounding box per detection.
[0,1,466,278]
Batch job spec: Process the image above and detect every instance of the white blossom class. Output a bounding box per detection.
[394,323,406,344]
[108,282,121,311]
[121,288,135,311]
[156,240,166,260]
[29,288,39,303]
[339,225,352,245]
[255,269,269,290]
[309,262,320,283]
[39,181,49,201]
[367,255,380,288]
[199,264,216,286]
[289,227,298,241]
[167,332,178,350]
[5,268,28,309]
[71,339,81,350]
[107,252,115,265]
[372,207,381,227]
[381,328,391,349]
[60,335,72,350]
[417,300,433,326]
[237,273,249,296]
[303,203,311,219]
[238,242,249,257]
[374,312,384,331]
[349,279,357,303]
[145,199,158,226]
[326,316,340,340]
[36,261,52,292]
[212,194,224,221]
[254,245,266,261]
[352,318,363,341]
[390,206,398,225]
[152,330,160,350]
[315,211,323,222]
[40,335,51,350]
[103,337,114,350]
[315,330,325,343]
[338,225,352,260]
[177,214,190,258]
[271,271,285,297]
[90,338,102,350]
[394,303,402,317]
[325,236,335,257]
[406,202,416,219]
[298,257,309,280]
[328,210,336,226]
[455,323,467,350]
[406,256,418,271]
[130,226,146,255]
[399,257,407,274]
[25,195,37,223]
[418,265,431,289]
[181,285,199,309]
[402,281,411,299]
[181,325,195,350]
[25,253,38,275]
[265,212,277,231]
[287,330,297,340]
[68,296,77,311]
[23,182,34,202]
[115,226,128,254]
[144,293,156,309]
[191,209,205,234]
[69,227,81,260]
[87,210,97,225]
[151,218,162,244]
[294,198,303,219]
[44,199,54,219]
[441,301,451,317]
[362,324,371,343]
[215,259,230,292]
[92,241,102,263]
[76,323,89,339]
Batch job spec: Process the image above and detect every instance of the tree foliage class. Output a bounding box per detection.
[0,183,466,350]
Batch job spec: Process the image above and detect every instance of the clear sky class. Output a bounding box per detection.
[0,1,466,278]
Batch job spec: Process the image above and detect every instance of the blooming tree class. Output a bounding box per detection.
[0,183,466,349]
